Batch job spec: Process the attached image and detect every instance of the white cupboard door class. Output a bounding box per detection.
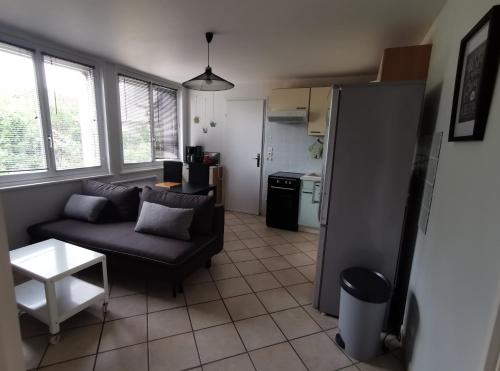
[308,87,331,136]
[269,88,310,112]
[224,100,264,215]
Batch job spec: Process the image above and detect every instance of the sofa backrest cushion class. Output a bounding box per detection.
[141,186,214,235]
[135,201,194,241]
[63,194,108,223]
[82,180,140,222]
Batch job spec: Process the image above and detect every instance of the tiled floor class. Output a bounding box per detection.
[19,211,405,371]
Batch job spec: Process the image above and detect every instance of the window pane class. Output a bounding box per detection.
[118,75,152,164]
[44,55,101,170]
[153,85,178,160]
[0,42,46,175]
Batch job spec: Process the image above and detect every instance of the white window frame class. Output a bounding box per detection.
[116,66,183,173]
[0,31,109,189]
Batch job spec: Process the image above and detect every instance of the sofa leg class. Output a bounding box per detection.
[172,284,177,298]
[205,259,212,269]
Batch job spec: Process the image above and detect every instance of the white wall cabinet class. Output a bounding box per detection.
[308,87,331,136]
[268,88,310,112]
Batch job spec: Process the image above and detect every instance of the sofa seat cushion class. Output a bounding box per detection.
[28,219,216,266]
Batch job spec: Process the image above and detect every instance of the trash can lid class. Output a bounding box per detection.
[340,267,391,303]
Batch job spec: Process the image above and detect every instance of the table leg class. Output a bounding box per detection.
[102,258,109,313]
[44,280,60,337]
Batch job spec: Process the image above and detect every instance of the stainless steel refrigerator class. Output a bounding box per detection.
[313,81,425,318]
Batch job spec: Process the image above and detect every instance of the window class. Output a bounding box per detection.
[0,40,105,184]
[118,74,179,166]
[44,55,101,170]
[0,43,47,175]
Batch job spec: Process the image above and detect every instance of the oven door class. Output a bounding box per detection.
[266,183,300,230]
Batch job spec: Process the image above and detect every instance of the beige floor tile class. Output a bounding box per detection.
[303,233,320,242]
[235,260,267,275]
[235,230,259,239]
[286,283,314,305]
[185,268,213,284]
[303,305,338,330]
[251,246,279,259]
[282,234,308,243]
[224,231,239,242]
[38,355,95,371]
[22,335,48,370]
[229,224,251,232]
[256,288,299,312]
[272,268,308,286]
[202,353,255,371]
[213,251,231,265]
[227,249,256,263]
[283,253,315,267]
[195,323,246,364]
[110,276,146,298]
[297,265,316,282]
[245,272,282,292]
[147,282,186,312]
[260,256,293,271]
[224,240,247,251]
[149,332,200,371]
[291,332,352,371]
[148,307,192,340]
[20,315,48,339]
[226,218,244,226]
[255,229,280,238]
[271,307,321,340]
[305,250,318,261]
[188,300,231,330]
[357,353,406,371]
[241,237,267,248]
[99,315,147,352]
[184,282,221,305]
[61,303,104,330]
[216,277,252,298]
[250,342,307,371]
[272,243,301,255]
[248,223,268,232]
[41,324,101,366]
[105,294,147,321]
[262,235,288,245]
[292,241,318,252]
[95,343,148,371]
[224,293,267,321]
[235,314,285,351]
[210,263,241,280]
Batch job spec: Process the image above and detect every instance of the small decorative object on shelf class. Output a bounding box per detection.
[449,5,500,141]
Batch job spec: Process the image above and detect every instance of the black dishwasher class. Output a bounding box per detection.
[266,172,304,231]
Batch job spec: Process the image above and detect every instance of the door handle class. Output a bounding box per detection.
[252,153,261,167]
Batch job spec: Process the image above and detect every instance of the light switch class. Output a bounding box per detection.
[267,146,273,160]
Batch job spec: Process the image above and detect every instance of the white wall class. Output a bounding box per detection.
[188,76,374,213]
[405,1,500,370]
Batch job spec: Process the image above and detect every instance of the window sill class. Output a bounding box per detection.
[0,172,112,192]
[120,164,166,175]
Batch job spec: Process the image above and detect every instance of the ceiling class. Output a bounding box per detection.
[0,0,445,83]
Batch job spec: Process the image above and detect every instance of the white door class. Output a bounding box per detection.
[224,99,264,214]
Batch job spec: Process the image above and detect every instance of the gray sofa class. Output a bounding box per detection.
[28,181,224,296]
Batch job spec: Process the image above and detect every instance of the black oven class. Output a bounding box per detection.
[266,172,304,231]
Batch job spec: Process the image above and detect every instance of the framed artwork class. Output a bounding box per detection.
[449,5,500,141]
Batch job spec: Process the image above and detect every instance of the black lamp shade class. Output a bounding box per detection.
[182,67,234,91]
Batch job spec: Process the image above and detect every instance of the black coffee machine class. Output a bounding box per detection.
[185,146,203,164]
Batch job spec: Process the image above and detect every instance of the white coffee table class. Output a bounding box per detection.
[10,238,109,344]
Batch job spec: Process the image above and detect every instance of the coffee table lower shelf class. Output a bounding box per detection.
[16,276,107,333]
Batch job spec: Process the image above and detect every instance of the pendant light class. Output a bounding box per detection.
[182,32,235,91]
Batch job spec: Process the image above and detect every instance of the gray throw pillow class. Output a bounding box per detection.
[135,201,194,241]
[63,194,108,223]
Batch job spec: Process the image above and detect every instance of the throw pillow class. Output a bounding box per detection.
[63,194,108,223]
[135,201,194,240]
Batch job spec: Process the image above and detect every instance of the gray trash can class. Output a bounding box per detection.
[335,267,391,362]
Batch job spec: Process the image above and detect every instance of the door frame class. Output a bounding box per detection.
[225,98,265,215]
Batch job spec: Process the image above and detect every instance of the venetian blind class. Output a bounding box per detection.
[152,84,178,160]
